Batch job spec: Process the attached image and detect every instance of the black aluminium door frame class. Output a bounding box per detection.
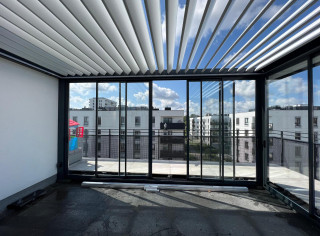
[64,77,261,185]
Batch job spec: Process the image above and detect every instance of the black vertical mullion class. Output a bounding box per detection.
[233,81,235,179]
[187,80,190,178]
[200,81,203,179]
[221,80,224,181]
[219,82,222,178]
[148,81,152,178]
[125,82,127,176]
[308,56,315,215]
[95,83,98,177]
[118,82,121,176]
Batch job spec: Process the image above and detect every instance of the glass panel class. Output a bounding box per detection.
[97,83,119,175]
[68,83,96,173]
[202,81,221,179]
[189,82,201,177]
[126,83,149,176]
[268,69,309,210]
[120,83,126,176]
[223,81,234,179]
[233,80,256,180]
[152,81,186,177]
[313,65,320,214]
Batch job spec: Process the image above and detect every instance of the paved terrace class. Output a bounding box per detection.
[70,158,320,209]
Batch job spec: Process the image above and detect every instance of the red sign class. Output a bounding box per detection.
[76,127,84,138]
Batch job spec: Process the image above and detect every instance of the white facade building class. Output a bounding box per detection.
[89,97,117,110]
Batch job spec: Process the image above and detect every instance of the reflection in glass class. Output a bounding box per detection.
[268,69,309,209]
[152,81,186,177]
[313,65,320,213]
[97,83,119,175]
[189,82,201,177]
[202,81,221,179]
[68,83,96,173]
[126,83,149,176]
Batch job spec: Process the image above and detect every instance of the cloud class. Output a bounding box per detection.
[234,80,255,99]
[272,76,308,95]
[69,96,89,109]
[134,90,149,101]
[269,97,301,107]
[69,83,117,96]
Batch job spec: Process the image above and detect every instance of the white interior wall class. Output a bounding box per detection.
[0,57,58,201]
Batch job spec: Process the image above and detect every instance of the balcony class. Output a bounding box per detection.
[160,122,185,130]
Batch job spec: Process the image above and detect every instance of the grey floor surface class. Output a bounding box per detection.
[0,183,320,236]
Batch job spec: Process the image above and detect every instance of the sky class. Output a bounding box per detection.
[69,0,320,114]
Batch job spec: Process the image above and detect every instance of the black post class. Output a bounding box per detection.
[200,81,203,179]
[125,82,127,176]
[236,129,239,163]
[57,80,68,181]
[281,131,284,166]
[221,80,224,181]
[308,56,315,215]
[109,129,111,159]
[95,83,98,177]
[187,81,190,178]
[118,82,121,176]
[256,78,265,187]
[233,81,235,179]
[148,81,153,178]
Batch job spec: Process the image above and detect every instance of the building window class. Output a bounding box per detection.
[72,116,77,122]
[152,116,155,123]
[269,123,273,130]
[244,118,249,125]
[134,131,140,139]
[84,116,89,126]
[245,153,249,161]
[295,146,301,157]
[236,118,239,125]
[120,130,125,136]
[269,153,273,161]
[269,137,273,146]
[314,132,318,143]
[98,129,101,135]
[135,116,141,126]
[295,132,301,140]
[295,117,301,127]
[314,117,318,127]
[245,141,249,149]
[134,144,140,151]
[163,117,172,123]
[120,143,125,151]
[245,130,249,136]
[121,116,125,125]
[152,144,155,150]
[97,142,101,151]
[98,116,101,126]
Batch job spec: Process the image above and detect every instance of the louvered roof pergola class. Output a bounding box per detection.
[0,0,319,78]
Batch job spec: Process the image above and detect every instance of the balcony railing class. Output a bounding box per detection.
[160,122,185,130]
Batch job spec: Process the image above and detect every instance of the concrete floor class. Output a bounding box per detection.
[70,158,320,208]
[0,184,320,236]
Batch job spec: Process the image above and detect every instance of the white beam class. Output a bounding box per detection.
[176,0,197,73]
[166,0,179,73]
[103,0,148,74]
[254,19,320,71]
[243,6,320,72]
[194,0,232,72]
[144,0,164,73]
[211,0,274,71]
[82,0,140,74]
[232,0,316,71]
[186,0,216,72]
[220,0,296,71]
[124,0,156,74]
[201,0,254,72]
